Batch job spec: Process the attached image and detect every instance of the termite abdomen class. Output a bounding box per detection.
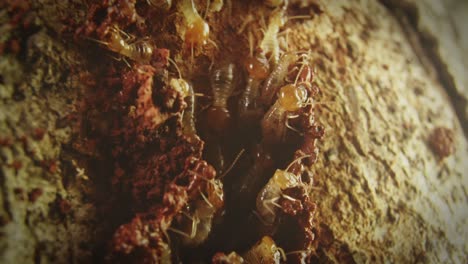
[238,54,269,123]
[259,52,298,107]
[211,63,235,108]
[236,145,274,208]
[205,63,235,135]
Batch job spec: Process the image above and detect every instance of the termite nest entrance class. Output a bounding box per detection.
[74,0,324,263]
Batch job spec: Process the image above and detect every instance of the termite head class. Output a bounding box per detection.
[243,236,285,263]
[244,52,269,80]
[270,8,287,28]
[101,26,127,53]
[179,0,210,47]
[185,15,210,47]
[170,77,191,97]
[277,83,308,112]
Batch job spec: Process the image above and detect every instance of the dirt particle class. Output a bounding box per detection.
[429,127,455,159]
[318,223,335,247]
[28,188,43,202]
[13,187,25,200]
[58,198,72,215]
[12,88,25,101]
[41,159,58,174]
[0,137,13,147]
[10,39,21,54]
[0,216,9,226]
[337,244,356,264]
[9,160,23,171]
[32,128,46,141]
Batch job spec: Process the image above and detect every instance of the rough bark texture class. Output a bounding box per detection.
[0,0,467,263]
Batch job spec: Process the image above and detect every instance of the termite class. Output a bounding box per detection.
[238,32,270,121]
[92,26,156,64]
[255,155,310,225]
[188,177,223,246]
[179,0,210,47]
[243,236,286,263]
[259,8,286,66]
[255,169,299,225]
[170,174,224,246]
[259,52,298,107]
[259,8,311,68]
[209,0,223,13]
[236,145,274,208]
[170,77,197,137]
[205,63,235,135]
[261,81,309,144]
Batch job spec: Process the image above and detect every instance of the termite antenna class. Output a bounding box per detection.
[226,0,232,22]
[190,214,199,238]
[204,0,211,18]
[122,57,132,69]
[171,211,199,239]
[286,154,312,172]
[248,30,254,57]
[260,12,267,30]
[115,26,134,41]
[168,57,182,79]
[286,250,308,256]
[292,50,310,55]
[190,0,196,11]
[285,117,303,135]
[288,15,312,21]
[194,92,211,98]
[162,228,172,245]
[302,100,336,108]
[168,227,192,238]
[277,247,287,262]
[190,42,195,70]
[85,36,109,46]
[294,60,307,86]
[219,148,245,179]
[199,189,214,208]
[285,66,298,82]
[187,169,212,183]
[237,14,254,34]
[181,210,194,220]
[207,38,219,50]
[188,170,223,197]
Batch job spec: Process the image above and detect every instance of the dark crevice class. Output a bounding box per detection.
[380,0,468,138]
[0,170,12,221]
